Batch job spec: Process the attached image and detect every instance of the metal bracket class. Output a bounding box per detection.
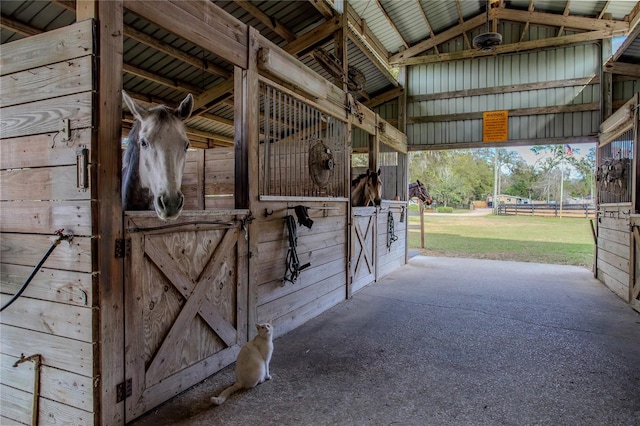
[116,378,132,403]
[115,238,131,259]
[76,147,89,190]
[59,118,71,141]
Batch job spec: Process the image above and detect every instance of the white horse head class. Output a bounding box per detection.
[122,91,193,220]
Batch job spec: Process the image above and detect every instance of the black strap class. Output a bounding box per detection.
[284,215,311,284]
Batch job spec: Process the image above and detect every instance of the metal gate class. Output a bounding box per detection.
[350,207,377,296]
[123,211,249,421]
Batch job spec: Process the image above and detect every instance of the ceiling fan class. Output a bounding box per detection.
[472,0,503,50]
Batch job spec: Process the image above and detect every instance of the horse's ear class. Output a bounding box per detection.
[377,168,381,176]
[122,90,148,121]
[175,94,194,121]
[417,179,421,185]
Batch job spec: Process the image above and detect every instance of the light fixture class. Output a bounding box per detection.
[472,0,502,50]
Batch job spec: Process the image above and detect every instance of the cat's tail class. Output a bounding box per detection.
[210,382,242,405]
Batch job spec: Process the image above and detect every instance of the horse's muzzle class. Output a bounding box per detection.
[155,192,184,220]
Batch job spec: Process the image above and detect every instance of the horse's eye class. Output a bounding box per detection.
[184,142,190,152]
[140,138,148,148]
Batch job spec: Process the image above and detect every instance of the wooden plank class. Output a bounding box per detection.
[597,247,629,272]
[38,397,94,426]
[0,295,92,342]
[143,227,238,386]
[266,284,345,338]
[598,226,630,246]
[0,56,93,107]
[0,384,32,425]
[1,353,34,392]
[2,354,94,413]
[90,5,124,422]
[598,215,630,232]
[258,43,328,100]
[133,345,241,421]
[0,233,92,273]
[258,238,346,284]
[0,200,93,236]
[0,264,92,307]
[124,0,247,68]
[0,325,93,377]
[257,271,344,322]
[0,20,94,76]
[597,237,629,259]
[0,92,93,139]
[597,263,628,301]
[204,196,235,209]
[0,129,92,170]
[258,257,346,306]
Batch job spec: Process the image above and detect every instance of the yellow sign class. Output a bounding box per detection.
[483,110,508,142]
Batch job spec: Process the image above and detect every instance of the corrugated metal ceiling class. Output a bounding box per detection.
[1,0,637,144]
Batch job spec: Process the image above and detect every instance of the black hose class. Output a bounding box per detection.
[1,230,73,312]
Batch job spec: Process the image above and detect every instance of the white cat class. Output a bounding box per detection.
[210,323,274,405]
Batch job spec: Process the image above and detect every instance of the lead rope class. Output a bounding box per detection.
[283,215,310,285]
[387,211,398,251]
[1,229,74,312]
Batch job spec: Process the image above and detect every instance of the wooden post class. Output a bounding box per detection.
[240,27,260,339]
[398,60,409,262]
[420,200,425,249]
[96,0,125,424]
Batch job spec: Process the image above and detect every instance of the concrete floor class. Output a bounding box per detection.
[130,256,640,426]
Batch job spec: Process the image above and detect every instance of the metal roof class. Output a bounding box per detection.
[1,0,638,144]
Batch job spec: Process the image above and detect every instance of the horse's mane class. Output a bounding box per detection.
[122,120,152,210]
[351,172,369,187]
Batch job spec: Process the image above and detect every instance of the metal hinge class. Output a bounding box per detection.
[116,378,132,403]
[115,238,131,259]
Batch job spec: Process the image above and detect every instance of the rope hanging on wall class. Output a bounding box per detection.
[283,215,311,285]
[387,211,398,251]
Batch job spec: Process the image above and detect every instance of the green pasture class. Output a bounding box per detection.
[408,213,595,268]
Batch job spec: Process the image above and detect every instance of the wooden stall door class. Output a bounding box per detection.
[631,215,640,313]
[124,212,248,422]
[350,207,377,296]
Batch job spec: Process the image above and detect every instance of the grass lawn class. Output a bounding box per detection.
[408,212,595,268]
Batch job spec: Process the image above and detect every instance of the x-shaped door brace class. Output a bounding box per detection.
[143,226,239,386]
[354,216,373,279]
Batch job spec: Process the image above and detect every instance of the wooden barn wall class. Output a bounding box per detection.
[0,21,98,425]
[406,43,601,148]
[377,201,408,280]
[182,147,235,210]
[596,211,632,301]
[255,201,348,338]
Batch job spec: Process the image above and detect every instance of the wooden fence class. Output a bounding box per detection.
[498,203,595,218]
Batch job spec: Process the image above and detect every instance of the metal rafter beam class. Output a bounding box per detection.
[374,0,408,50]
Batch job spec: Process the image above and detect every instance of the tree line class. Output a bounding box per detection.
[409,145,596,207]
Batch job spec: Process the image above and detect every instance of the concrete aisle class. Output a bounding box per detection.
[130,257,640,426]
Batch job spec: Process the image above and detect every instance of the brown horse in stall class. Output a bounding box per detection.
[351,168,382,207]
[409,180,432,205]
